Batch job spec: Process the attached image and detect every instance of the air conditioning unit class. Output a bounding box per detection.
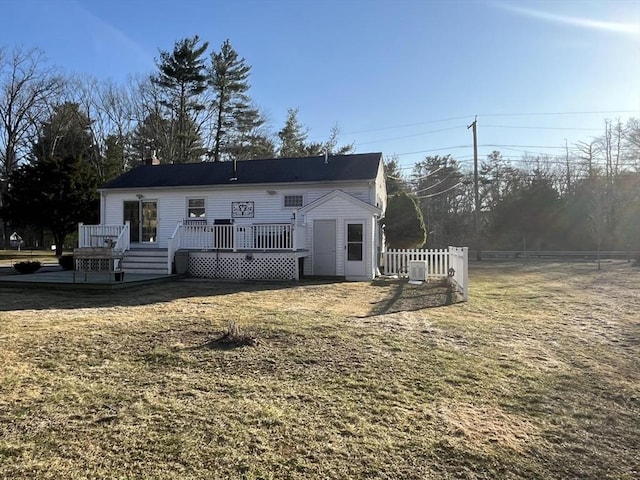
[408,260,427,282]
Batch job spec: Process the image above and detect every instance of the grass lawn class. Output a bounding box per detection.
[0,249,59,266]
[0,261,638,479]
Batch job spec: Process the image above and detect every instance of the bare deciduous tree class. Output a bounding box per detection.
[0,46,64,246]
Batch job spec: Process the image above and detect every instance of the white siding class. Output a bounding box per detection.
[101,182,373,249]
[104,192,127,225]
[373,160,387,262]
[301,195,377,280]
[374,160,388,212]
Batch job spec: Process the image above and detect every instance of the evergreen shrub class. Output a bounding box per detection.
[13,261,41,274]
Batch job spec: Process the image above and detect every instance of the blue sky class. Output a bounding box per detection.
[2,0,639,171]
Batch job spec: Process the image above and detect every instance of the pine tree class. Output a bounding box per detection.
[277,108,309,157]
[384,155,408,196]
[208,39,265,162]
[277,109,353,158]
[130,111,179,166]
[384,192,427,248]
[152,36,208,163]
[31,102,94,164]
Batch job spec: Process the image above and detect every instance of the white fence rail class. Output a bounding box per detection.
[382,246,469,301]
[78,223,129,251]
[383,248,450,278]
[474,250,639,260]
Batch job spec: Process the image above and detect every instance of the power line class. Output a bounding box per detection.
[478,110,638,117]
[395,150,640,169]
[393,145,471,157]
[482,124,603,131]
[414,182,464,199]
[340,115,470,135]
[328,110,637,138]
[355,125,463,146]
[483,144,568,149]
[414,174,456,194]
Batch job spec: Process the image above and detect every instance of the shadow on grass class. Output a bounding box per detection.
[366,278,451,316]
[0,278,344,312]
[198,336,258,351]
[196,322,258,350]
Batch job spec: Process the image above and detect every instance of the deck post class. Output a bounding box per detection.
[232,225,238,252]
[292,223,297,251]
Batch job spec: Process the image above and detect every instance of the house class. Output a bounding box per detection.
[78,152,387,281]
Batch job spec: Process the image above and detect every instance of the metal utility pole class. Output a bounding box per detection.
[467,117,481,261]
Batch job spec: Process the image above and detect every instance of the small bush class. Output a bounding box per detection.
[13,261,42,274]
[58,255,74,270]
[210,321,258,348]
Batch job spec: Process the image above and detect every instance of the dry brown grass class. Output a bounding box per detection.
[0,261,638,479]
[0,249,58,267]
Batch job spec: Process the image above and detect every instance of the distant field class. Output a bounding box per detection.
[0,262,638,479]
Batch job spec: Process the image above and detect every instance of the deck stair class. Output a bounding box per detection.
[122,248,168,275]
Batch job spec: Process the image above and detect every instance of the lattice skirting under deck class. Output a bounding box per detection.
[188,252,299,280]
[76,258,118,271]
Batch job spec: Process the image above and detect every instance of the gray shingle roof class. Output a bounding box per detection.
[101,153,383,189]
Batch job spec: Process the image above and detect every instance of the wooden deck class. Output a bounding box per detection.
[0,267,180,290]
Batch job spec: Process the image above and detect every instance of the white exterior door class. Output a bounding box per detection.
[345,220,366,279]
[313,220,336,276]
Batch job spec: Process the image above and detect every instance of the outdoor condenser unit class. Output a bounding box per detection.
[408,260,427,282]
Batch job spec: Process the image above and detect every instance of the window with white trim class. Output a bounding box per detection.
[187,198,206,218]
[283,195,303,208]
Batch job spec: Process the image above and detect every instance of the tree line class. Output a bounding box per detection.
[0,40,352,250]
[1,40,638,255]
[385,117,640,254]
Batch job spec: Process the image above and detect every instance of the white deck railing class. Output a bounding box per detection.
[382,246,469,301]
[80,222,302,275]
[178,223,297,251]
[78,222,130,251]
[167,223,183,274]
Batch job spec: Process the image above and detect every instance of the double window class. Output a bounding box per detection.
[187,198,206,218]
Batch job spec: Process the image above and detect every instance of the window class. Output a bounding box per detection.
[187,198,205,218]
[284,195,303,208]
[347,223,363,261]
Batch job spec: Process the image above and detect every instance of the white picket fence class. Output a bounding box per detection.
[382,246,469,301]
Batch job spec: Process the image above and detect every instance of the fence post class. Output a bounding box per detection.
[462,247,469,301]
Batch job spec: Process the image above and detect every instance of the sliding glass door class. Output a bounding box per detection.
[123,200,157,243]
